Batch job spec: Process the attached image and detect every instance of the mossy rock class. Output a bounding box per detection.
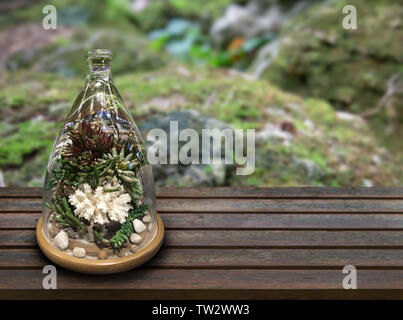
[0,66,400,186]
[261,0,403,122]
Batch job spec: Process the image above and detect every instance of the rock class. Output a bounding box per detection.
[131,0,151,12]
[98,249,108,260]
[256,123,293,143]
[140,110,234,186]
[130,244,138,253]
[0,170,4,187]
[68,238,109,256]
[250,40,280,78]
[73,247,86,258]
[143,215,152,223]
[372,155,382,166]
[177,165,210,186]
[362,179,374,187]
[294,158,324,180]
[130,233,143,244]
[54,230,69,250]
[141,94,186,113]
[51,221,61,237]
[336,111,365,129]
[336,111,360,122]
[210,0,311,47]
[133,219,147,233]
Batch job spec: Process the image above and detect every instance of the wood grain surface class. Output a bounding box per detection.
[0,187,403,299]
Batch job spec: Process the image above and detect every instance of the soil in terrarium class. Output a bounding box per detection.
[42,49,157,260]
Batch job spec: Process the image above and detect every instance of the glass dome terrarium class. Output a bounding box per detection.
[36,49,164,274]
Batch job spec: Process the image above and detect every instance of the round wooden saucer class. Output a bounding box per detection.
[36,214,164,274]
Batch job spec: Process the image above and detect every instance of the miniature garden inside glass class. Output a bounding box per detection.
[42,50,157,260]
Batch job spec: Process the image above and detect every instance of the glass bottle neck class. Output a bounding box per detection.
[86,49,112,80]
[88,61,111,79]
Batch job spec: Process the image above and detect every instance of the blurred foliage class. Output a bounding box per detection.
[149,18,275,69]
[131,0,240,32]
[1,0,170,77]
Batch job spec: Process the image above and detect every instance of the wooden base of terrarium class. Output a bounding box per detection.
[36,214,164,274]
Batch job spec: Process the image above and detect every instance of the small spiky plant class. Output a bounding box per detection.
[65,120,115,166]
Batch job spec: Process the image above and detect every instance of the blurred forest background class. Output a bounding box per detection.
[0,0,402,187]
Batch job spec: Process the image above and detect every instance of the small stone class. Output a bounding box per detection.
[73,247,86,258]
[143,215,152,223]
[130,233,142,244]
[133,219,146,233]
[50,221,61,236]
[130,245,138,253]
[54,230,69,250]
[98,250,108,260]
[148,223,153,232]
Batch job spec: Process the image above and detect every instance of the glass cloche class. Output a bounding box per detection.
[38,50,162,271]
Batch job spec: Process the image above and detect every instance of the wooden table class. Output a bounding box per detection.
[1,187,403,299]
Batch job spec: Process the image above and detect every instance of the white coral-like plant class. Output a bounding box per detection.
[68,181,132,225]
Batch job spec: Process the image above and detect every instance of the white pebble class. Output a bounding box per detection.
[148,223,153,232]
[133,219,146,233]
[73,247,86,258]
[130,233,142,244]
[54,230,69,250]
[143,215,152,223]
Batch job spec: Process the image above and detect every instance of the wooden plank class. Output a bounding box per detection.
[158,199,403,213]
[1,187,403,199]
[0,230,36,247]
[160,230,403,247]
[2,269,403,290]
[3,229,403,248]
[157,213,403,229]
[0,198,42,212]
[158,187,403,199]
[4,270,403,299]
[2,198,403,213]
[126,249,403,268]
[4,288,403,300]
[0,289,396,300]
[3,212,403,230]
[0,188,42,198]
[0,213,40,229]
[5,248,403,268]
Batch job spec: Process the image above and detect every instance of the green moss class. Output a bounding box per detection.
[7,95,27,108]
[304,99,335,125]
[115,65,273,129]
[0,120,58,167]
